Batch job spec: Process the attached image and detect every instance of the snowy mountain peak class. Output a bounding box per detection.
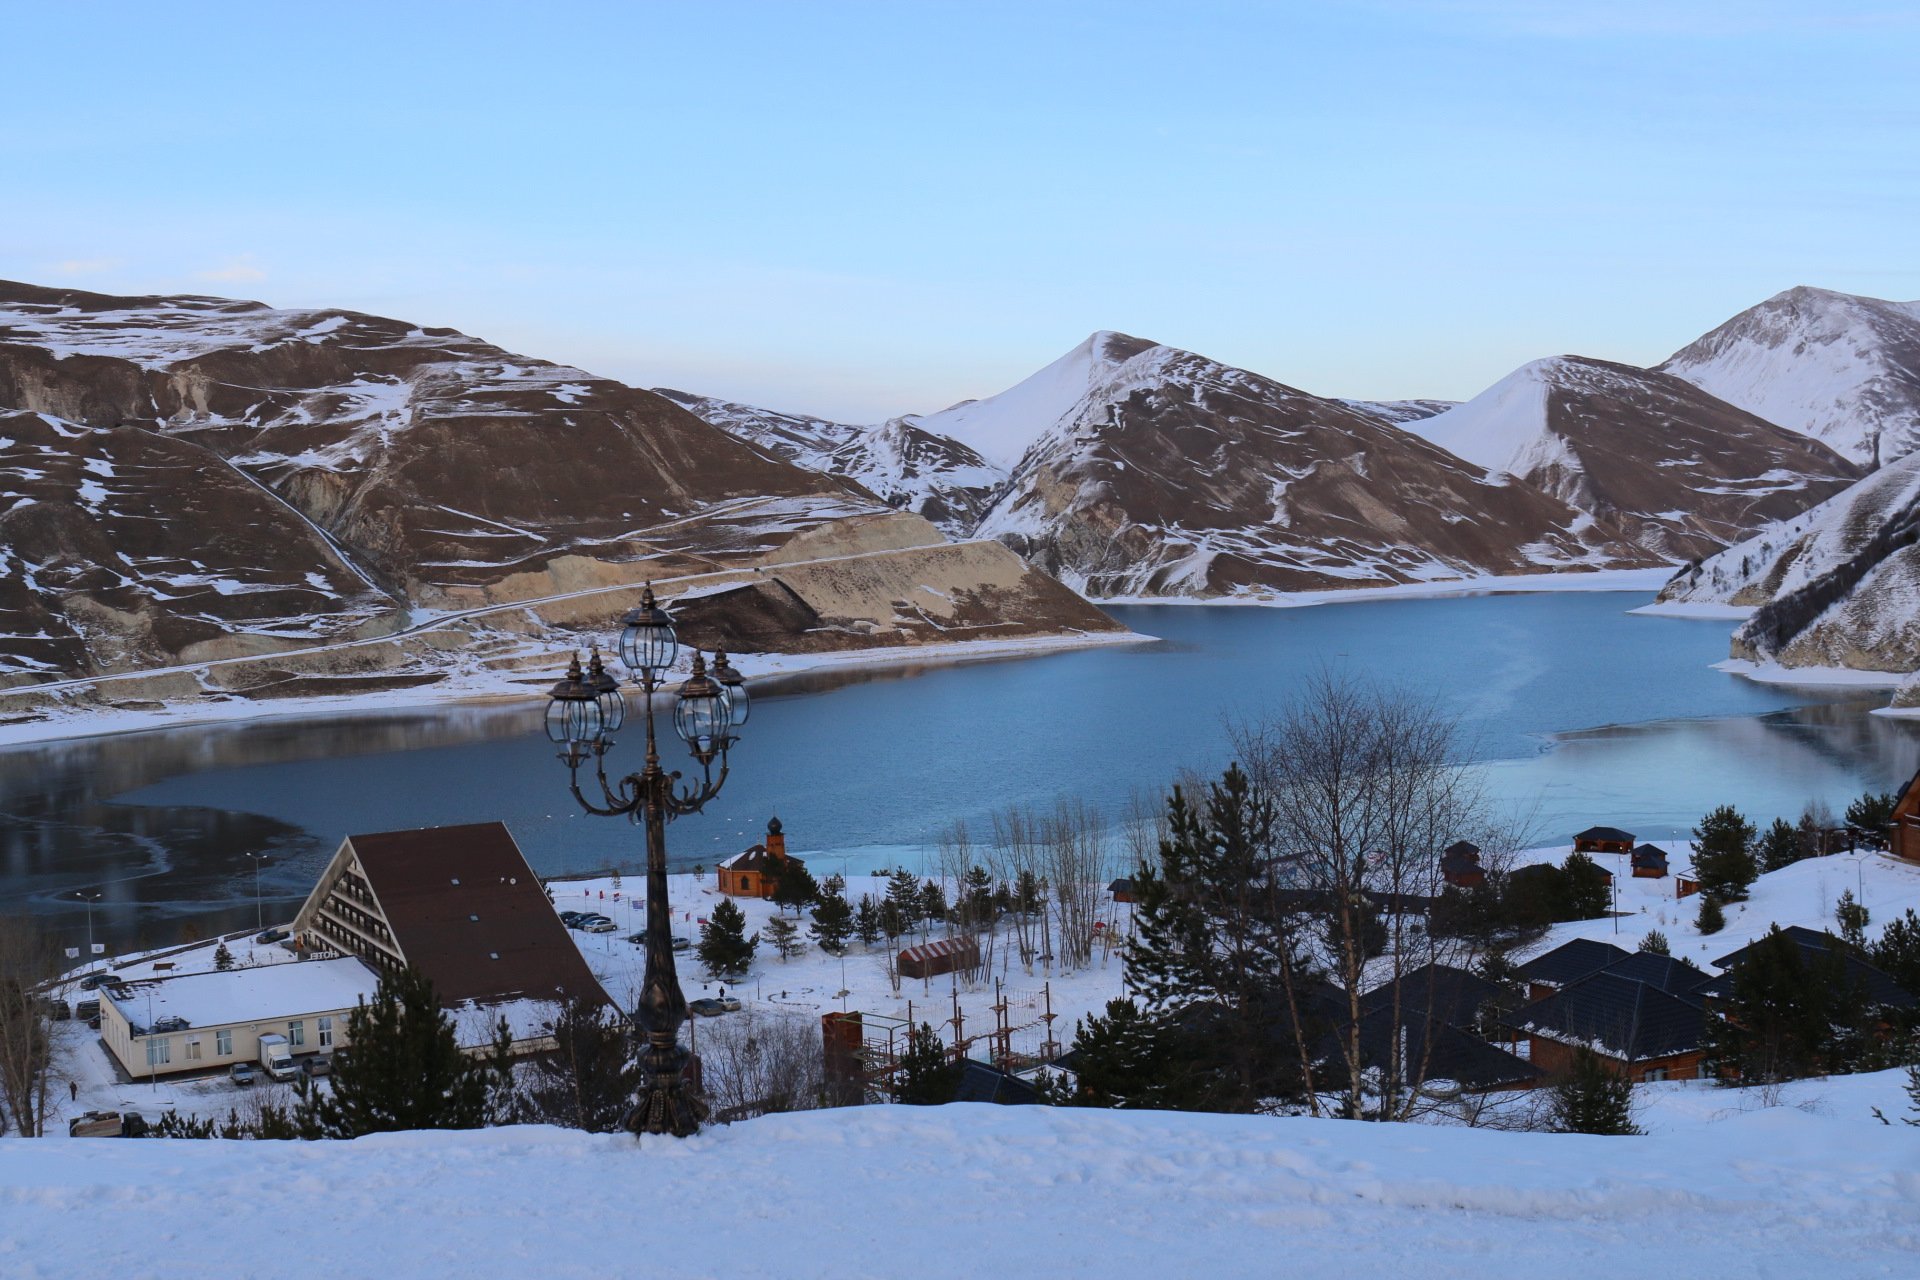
[1659,285,1920,466]
[906,331,1170,468]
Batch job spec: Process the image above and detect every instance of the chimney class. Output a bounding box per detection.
[765,815,786,859]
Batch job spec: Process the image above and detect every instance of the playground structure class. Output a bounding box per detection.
[822,979,1062,1100]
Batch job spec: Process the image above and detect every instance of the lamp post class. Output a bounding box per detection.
[244,852,265,933]
[75,890,102,977]
[545,584,750,1138]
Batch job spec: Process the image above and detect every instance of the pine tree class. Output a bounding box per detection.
[959,866,995,931]
[294,966,492,1138]
[1871,909,1920,993]
[1013,870,1043,918]
[1696,894,1726,935]
[1705,926,1870,1082]
[919,880,948,925]
[1639,930,1670,956]
[885,869,923,931]
[770,858,819,916]
[1758,817,1804,872]
[698,898,757,979]
[765,914,805,961]
[1845,791,1898,845]
[1063,998,1182,1108]
[810,887,854,955]
[1691,805,1758,902]
[1550,1049,1640,1135]
[853,895,882,947]
[1836,890,1870,949]
[511,995,640,1132]
[894,1023,957,1105]
[1560,851,1613,920]
[213,942,235,971]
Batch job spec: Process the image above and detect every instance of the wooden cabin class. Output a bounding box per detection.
[1441,841,1486,889]
[1893,769,1920,863]
[896,936,980,980]
[1630,843,1669,879]
[1573,825,1636,855]
[718,817,795,899]
[1107,878,1138,904]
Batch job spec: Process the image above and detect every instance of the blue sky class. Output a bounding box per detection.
[5,1,1917,420]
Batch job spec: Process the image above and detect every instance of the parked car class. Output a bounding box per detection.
[626,932,648,945]
[559,911,586,927]
[688,998,731,1017]
[582,917,618,934]
[303,1055,334,1078]
[255,927,289,945]
[74,998,100,1023]
[35,997,70,1021]
[717,995,742,1012]
[671,937,691,953]
[229,1062,257,1087]
[68,1111,126,1138]
[79,972,122,991]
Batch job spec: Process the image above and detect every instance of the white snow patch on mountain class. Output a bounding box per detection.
[1403,359,1558,477]
[909,331,1153,468]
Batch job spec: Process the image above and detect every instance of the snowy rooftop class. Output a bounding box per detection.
[104,956,377,1032]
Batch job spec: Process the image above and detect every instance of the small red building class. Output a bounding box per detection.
[1630,843,1669,879]
[1441,841,1486,889]
[1892,768,1920,864]
[896,936,980,980]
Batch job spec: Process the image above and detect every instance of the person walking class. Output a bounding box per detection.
[69,1080,78,1102]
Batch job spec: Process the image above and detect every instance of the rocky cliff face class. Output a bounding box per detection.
[0,282,1124,690]
[1656,451,1920,678]
[1659,285,1920,467]
[1409,356,1859,562]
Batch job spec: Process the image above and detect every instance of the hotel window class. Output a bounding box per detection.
[146,1038,171,1067]
[216,1029,233,1056]
[185,1039,203,1061]
[289,1020,305,1047]
[1642,1067,1668,1082]
[318,1016,333,1048]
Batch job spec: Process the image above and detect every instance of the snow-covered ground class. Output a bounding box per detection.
[3,1071,1916,1280]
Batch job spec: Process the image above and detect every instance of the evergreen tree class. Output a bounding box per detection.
[770,858,819,916]
[919,880,948,925]
[213,942,235,971]
[698,898,757,979]
[885,869,923,931]
[1061,998,1210,1109]
[1836,890,1871,949]
[894,1022,958,1105]
[1704,926,1870,1082]
[1550,1049,1640,1135]
[765,914,805,961]
[853,895,882,947]
[1845,791,1898,845]
[1696,894,1726,935]
[294,966,493,1138]
[809,886,854,955]
[512,995,641,1132]
[959,866,996,930]
[1871,909,1920,994]
[1691,805,1758,902]
[1639,930,1670,956]
[1561,851,1613,920]
[1013,870,1044,918]
[1758,817,1804,872]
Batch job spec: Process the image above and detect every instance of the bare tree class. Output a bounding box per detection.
[0,915,61,1136]
[1235,668,1513,1120]
[698,1007,827,1121]
[1042,799,1106,971]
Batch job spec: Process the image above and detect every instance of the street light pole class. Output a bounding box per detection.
[75,891,101,977]
[546,586,750,1139]
[245,852,264,933]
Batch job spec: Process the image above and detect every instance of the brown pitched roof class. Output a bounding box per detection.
[346,821,607,1008]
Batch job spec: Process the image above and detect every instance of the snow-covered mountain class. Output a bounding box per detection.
[0,282,1120,685]
[653,389,1005,538]
[1409,356,1859,561]
[1660,285,1920,467]
[1656,450,1920,683]
[965,336,1669,597]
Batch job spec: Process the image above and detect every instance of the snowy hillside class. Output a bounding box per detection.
[1661,285,1920,467]
[5,1082,1914,1280]
[1656,450,1920,681]
[655,389,1006,538]
[1409,356,1858,561]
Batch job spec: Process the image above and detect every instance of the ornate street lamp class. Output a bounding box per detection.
[545,584,749,1137]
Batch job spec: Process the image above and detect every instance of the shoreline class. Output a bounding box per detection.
[0,628,1153,751]
[1092,565,1678,609]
